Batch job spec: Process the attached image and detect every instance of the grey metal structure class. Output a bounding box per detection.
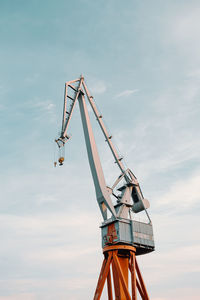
[55,75,155,255]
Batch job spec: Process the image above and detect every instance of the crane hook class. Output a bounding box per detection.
[58,156,64,166]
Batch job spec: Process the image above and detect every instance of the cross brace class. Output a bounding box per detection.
[94,245,150,300]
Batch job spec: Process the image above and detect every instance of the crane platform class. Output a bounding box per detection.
[101,218,154,255]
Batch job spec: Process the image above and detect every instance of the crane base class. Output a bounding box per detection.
[93,245,150,300]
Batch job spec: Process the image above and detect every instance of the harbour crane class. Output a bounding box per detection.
[55,75,155,299]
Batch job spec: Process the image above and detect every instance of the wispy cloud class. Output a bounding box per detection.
[143,243,200,283]
[31,99,55,112]
[152,298,168,300]
[114,89,139,98]
[28,245,99,263]
[187,68,200,79]
[139,211,200,295]
[156,172,200,209]
[0,294,36,300]
[89,80,107,94]
[0,211,102,299]
[26,98,56,123]
[166,4,200,60]
[25,73,40,84]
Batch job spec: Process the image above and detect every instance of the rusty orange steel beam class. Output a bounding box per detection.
[93,245,151,299]
[95,258,107,292]
[107,269,113,300]
[129,252,137,300]
[136,279,145,299]
[112,260,121,298]
[135,259,149,300]
[112,252,132,300]
[94,252,112,300]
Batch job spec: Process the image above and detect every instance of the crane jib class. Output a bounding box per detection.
[55,75,155,255]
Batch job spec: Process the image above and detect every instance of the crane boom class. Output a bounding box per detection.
[78,91,116,220]
[55,75,154,254]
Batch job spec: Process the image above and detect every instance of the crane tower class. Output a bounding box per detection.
[55,75,155,299]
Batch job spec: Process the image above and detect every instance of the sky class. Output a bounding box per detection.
[0,0,200,299]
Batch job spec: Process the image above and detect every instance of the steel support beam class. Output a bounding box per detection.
[93,245,150,300]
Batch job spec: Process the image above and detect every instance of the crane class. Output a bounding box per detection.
[55,75,155,300]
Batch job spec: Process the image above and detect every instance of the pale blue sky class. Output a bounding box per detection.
[0,0,200,299]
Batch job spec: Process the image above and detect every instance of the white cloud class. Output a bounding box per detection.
[114,89,139,98]
[187,68,200,79]
[28,245,99,263]
[136,212,200,300]
[156,172,200,208]
[0,278,97,300]
[46,103,55,111]
[89,80,107,94]
[25,98,56,123]
[0,294,36,300]
[31,99,55,112]
[0,211,103,299]
[25,73,40,84]
[152,298,168,300]
[170,6,200,43]
[115,75,200,185]
[166,4,200,60]
[0,211,100,236]
[141,243,200,286]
